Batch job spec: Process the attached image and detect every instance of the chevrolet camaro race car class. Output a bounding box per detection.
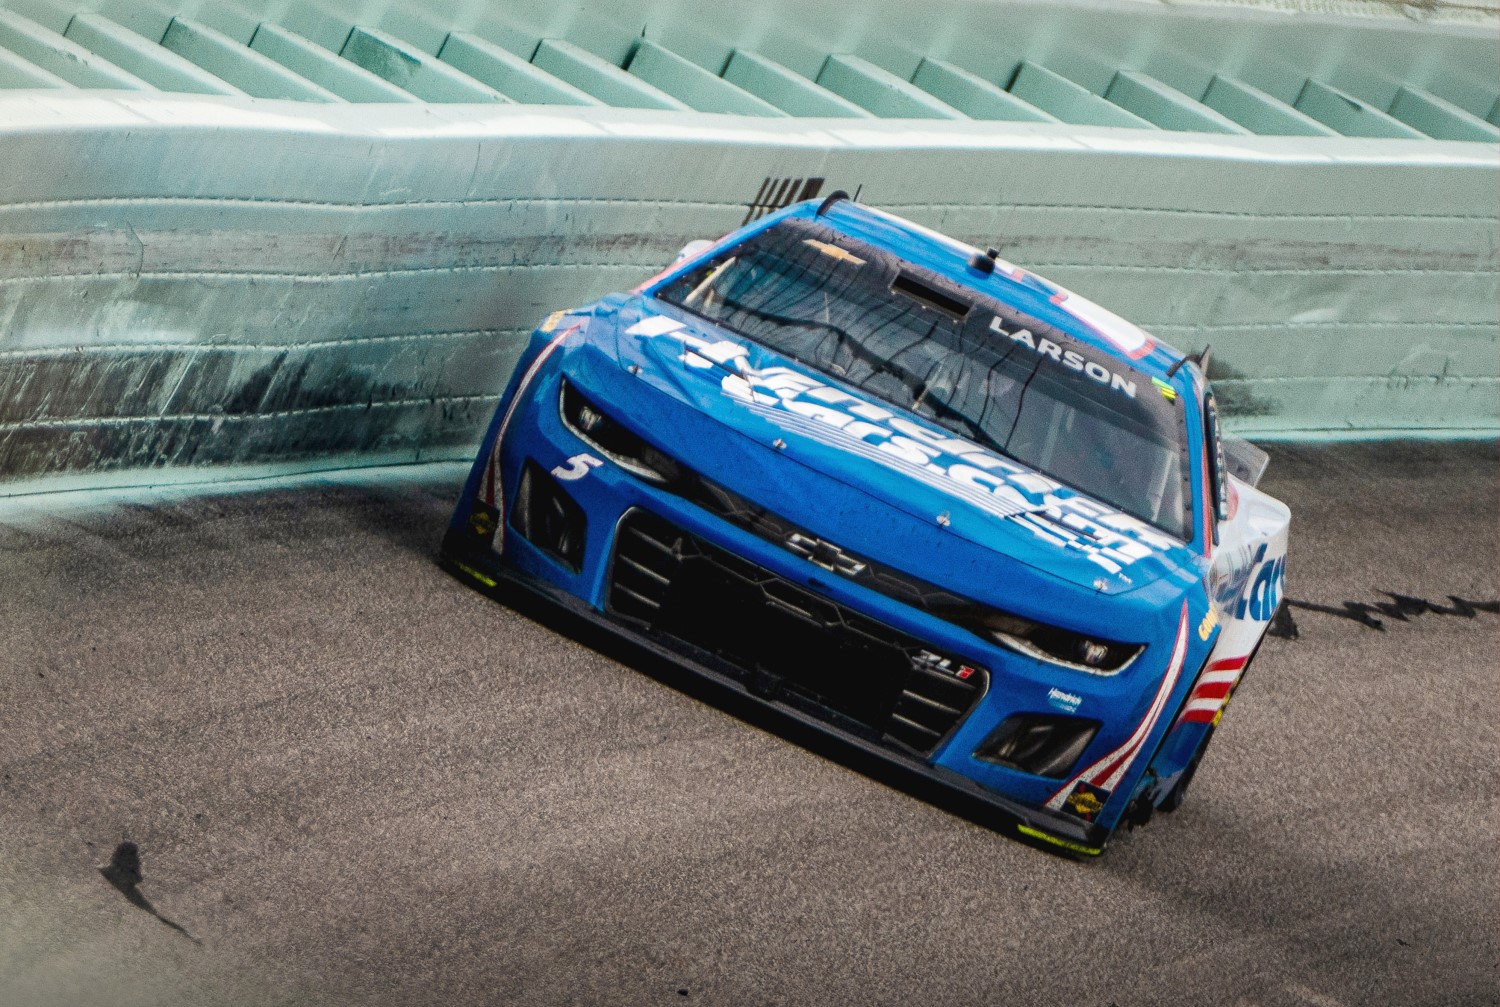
[442,195,1290,856]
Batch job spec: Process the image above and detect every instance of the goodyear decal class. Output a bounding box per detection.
[1198,607,1219,641]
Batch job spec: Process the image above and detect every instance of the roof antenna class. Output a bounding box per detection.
[1166,343,1213,378]
[814,190,849,216]
[852,184,863,203]
[969,246,1000,276]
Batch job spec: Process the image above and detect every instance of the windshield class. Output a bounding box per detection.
[656,217,1193,539]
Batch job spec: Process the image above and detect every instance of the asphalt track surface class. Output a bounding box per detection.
[0,441,1495,1007]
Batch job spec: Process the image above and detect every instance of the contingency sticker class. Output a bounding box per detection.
[1062,781,1110,822]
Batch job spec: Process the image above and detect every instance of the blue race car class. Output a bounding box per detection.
[442,195,1290,856]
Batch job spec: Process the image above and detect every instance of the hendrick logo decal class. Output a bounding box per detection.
[1047,687,1083,714]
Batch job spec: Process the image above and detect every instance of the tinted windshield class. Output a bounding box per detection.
[656,217,1192,539]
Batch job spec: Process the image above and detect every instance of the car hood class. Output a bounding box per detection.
[602,297,1200,596]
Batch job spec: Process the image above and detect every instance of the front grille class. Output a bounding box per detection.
[511,459,587,570]
[680,475,972,613]
[608,509,987,756]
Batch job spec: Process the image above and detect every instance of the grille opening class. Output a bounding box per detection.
[974,714,1100,779]
[609,509,985,756]
[511,459,587,571]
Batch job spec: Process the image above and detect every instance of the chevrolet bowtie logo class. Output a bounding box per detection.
[785,533,868,576]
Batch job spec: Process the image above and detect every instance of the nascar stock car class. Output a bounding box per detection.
[441,194,1290,856]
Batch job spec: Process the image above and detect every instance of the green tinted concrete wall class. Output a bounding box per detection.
[0,0,1495,493]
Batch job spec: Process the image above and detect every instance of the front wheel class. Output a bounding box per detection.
[1161,627,1270,813]
[1159,726,1212,813]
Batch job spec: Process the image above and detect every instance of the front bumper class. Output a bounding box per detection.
[440,529,1111,856]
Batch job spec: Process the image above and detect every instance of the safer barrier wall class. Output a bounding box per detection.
[0,0,1496,493]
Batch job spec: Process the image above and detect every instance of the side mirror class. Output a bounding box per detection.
[1223,435,1269,488]
[674,239,714,265]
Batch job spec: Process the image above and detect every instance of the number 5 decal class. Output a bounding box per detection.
[552,453,603,482]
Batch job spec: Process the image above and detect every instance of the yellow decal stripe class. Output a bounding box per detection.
[453,561,498,588]
[1017,825,1103,857]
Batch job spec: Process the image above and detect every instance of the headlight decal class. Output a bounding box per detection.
[971,612,1143,676]
[1044,602,1191,815]
[559,380,682,485]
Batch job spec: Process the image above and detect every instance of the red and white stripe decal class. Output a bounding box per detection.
[1177,654,1248,725]
[1045,602,1192,810]
[478,323,581,521]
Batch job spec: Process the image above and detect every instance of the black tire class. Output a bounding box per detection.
[1160,619,1275,813]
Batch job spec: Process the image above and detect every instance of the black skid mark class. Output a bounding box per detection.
[98,842,202,945]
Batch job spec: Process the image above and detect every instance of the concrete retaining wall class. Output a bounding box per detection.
[1,94,1496,493]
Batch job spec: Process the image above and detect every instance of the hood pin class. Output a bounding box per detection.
[772,438,787,450]
[936,511,951,527]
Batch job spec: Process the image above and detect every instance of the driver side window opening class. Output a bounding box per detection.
[1203,390,1229,541]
